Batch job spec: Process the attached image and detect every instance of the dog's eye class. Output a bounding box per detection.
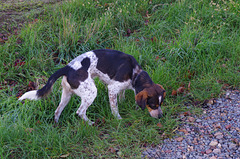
[149,104,158,109]
[150,104,155,107]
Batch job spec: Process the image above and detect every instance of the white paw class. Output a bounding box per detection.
[88,121,94,126]
[117,115,122,120]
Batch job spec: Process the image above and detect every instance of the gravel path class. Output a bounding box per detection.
[142,90,240,159]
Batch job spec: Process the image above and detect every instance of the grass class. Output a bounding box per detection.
[0,0,239,158]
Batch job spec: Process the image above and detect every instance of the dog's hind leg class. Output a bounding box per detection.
[54,76,72,123]
[74,79,97,125]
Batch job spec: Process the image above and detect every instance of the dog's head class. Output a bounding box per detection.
[135,84,166,118]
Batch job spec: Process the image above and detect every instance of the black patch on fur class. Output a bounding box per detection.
[36,58,91,97]
[37,66,71,97]
[94,49,139,82]
[133,71,154,94]
[67,57,90,89]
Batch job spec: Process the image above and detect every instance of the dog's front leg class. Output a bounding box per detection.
[118,90,125,101]
[108,85,122,119]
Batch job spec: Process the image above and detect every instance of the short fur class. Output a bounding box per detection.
[19,49,165,125]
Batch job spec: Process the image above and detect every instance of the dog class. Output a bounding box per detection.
[19,49,166,125]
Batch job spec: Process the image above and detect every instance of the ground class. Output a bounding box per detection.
[143,90,240,158]
[0,0,62,44]
[1,0,239,158]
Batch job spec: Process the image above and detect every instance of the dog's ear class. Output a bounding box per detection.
[135,90,148,110]
[157,84,166,98]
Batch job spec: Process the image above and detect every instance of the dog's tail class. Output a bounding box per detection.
[19,66,70,101]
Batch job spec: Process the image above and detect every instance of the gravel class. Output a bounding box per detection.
[142,90,240,159]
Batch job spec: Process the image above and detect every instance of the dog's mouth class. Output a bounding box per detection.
[146,106,163,119]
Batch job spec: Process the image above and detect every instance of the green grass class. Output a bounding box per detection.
[0,0,239,158]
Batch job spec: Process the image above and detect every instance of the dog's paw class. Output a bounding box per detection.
[88,121,95,126]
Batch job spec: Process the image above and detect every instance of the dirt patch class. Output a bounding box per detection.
[0,0,62,44]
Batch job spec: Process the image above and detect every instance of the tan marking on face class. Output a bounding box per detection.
[157,84,164,90]
[146,105,153,112]
[157,84,166,98]
[135,90,148,110]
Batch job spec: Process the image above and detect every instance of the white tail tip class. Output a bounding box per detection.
[18,90,39,101]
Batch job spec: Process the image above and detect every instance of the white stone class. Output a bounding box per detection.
[209,140,218,147]
[229,143,237,149]
[213,148,221,154]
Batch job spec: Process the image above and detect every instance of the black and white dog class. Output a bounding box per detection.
[19,49,166,125]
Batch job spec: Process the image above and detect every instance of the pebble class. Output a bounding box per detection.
[216,134,223,139]
[213,148,221,154]
[196,119,202,122]
[229,143,237,149]
[175,137,184,142]
[209,140,218,147]
[206,149,212,154]
[142,90,240,158]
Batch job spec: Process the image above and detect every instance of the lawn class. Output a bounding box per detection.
[0,0,239,158]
